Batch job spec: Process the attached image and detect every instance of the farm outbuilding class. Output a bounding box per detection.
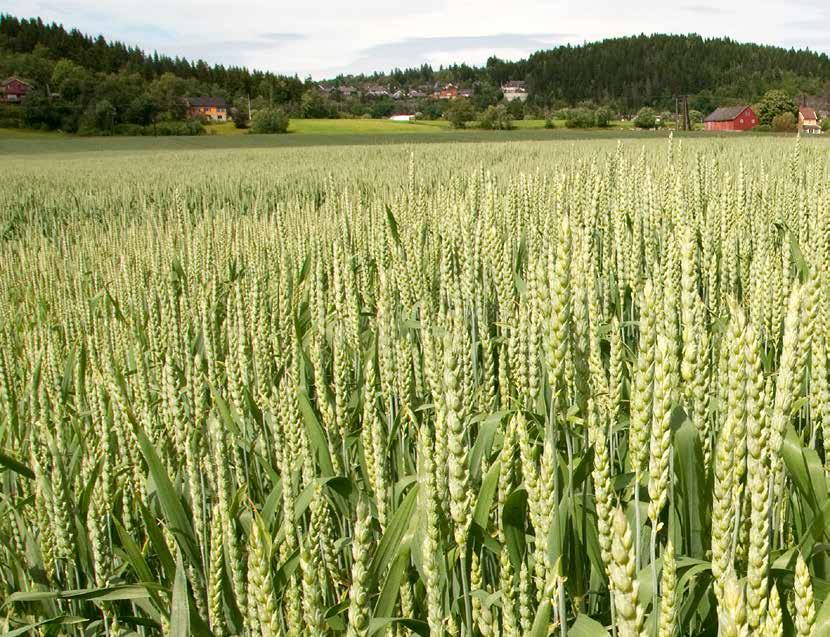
[1,76,32,103]
[704,105,758,131]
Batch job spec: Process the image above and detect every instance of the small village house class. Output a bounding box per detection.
[364,84,389,97]
[433,83,473,99]
[185,96,228,122]
[337,86,357,97]
[1,76,33,103]
[435,83,459,99]
[798,106,822,134]
[501,80,528,102]
[704,105,758,131]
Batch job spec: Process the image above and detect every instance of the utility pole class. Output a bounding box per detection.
[247,94,252,121]
[675,96,680,131]
[683,95,691,131]
[675,95,691,131]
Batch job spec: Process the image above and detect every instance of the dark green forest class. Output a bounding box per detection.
[523,34,830,109]
[2,13,830,134]
[0,15,307,98]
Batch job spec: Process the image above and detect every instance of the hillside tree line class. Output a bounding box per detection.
[3,15,830,133]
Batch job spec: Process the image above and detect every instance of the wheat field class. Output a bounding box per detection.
[1,136,830,636]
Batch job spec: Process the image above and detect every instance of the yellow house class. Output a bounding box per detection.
[185,96,228,122]
[798,106,822,134]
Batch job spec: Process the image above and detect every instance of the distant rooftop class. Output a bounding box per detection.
[186,96,227,108]
[704,106,748,122]
[800,105,818,120]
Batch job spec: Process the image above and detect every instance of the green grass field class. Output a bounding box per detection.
[0,122,666,155]
[0,126,73,138]
[203,119,451,136]
[0,117,805,156]
[290,118,452,134]
[204,118,553,136]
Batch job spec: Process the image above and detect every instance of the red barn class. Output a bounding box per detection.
[704,105,758,131]
[1,77,32,103]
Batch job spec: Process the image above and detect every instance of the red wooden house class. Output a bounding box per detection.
[435,83,459,99]
[704,105,758,131]
[1,77,32,103]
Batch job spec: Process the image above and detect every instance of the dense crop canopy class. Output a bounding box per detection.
[1,136,830,635]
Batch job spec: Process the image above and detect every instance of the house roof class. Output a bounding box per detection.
[186,96,227,108]
[2,76,33,87]
[502,80,526,89]
[704,106,749,122]
[800,106,818,120]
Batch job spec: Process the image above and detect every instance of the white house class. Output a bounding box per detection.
[501,80,528,102]
[364,84,390,97]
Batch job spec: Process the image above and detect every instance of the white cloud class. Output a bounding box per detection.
[425,47,534,67]
[327,33,570,76]
[5,0,829,78]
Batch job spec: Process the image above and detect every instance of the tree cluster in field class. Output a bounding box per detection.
[442,100,524,129]
[748,90,806,132]
[633,108,661,129]
[557,106,613,128]
[250,108,289,134]
[443,102,624,130]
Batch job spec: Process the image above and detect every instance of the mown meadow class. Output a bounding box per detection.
[1,136,830,636]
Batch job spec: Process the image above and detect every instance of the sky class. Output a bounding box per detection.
[5,0,830,79]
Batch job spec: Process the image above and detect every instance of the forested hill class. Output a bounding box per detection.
[0,15,304,99]
[517,34,830,107]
